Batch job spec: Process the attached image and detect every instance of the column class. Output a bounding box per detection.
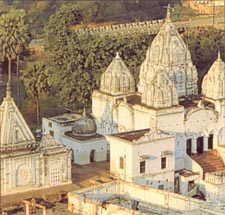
[192,138,197,154]
[43,208,46,215]
[68,155,72,182]
[25,204,30,215]
[35,155,40,187]
[203,136,208,152]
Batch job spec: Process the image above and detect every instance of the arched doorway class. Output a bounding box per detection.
[208,134,213,150]
[197,137,204,154]
[90,150,96,162]
[186,139,192,155]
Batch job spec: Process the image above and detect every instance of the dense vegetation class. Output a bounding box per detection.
[183,27,225,90]
[0,1,224,128]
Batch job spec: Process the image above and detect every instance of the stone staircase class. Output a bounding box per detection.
[191,150,225,178]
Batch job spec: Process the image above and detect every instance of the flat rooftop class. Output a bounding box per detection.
[49,114,81,124]
[111,128,150,141]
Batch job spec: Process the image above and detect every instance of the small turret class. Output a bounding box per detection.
[100,53,135,95]
[202,52,225,100]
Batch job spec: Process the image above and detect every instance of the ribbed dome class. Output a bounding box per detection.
[138,5,198,98]
[72,109,97,138]
[141,66,178,108]
[100,53,135,95]
[202,52,225,100]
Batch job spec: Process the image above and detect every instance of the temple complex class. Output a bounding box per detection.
[91,5,225,204]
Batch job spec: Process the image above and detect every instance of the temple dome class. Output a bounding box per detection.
[202,52,225,100]
[141,66,178,108]
[138,6,198,98]
[100,53,135,95]
[72,109,97,138]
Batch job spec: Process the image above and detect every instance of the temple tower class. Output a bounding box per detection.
[92,53,135,134]
[138,5,198,98]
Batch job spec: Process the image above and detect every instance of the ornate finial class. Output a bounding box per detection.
[116,52,120,59]
[163,3,174,21]
[218,51,221,61]
[167,3,171,20]
[82,107,86,117]
[6,81,11,98]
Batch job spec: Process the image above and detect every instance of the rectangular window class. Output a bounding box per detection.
[119,157,124,169]
[188,180,195,191]
[48,122,52,128]
[49,130,54,137]
[158,184,164,190]
[140,161,146,173]
[161,157,166,169]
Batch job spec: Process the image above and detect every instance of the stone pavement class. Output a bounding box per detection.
[0,161,112,214]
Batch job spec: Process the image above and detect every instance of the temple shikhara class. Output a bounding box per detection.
[0,83,72,194]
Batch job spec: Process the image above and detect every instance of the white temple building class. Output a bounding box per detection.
[42,109,108,165]
[91,6,225,203]
[0,83,72,195]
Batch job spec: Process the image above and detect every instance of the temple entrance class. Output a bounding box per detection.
[208,134,213,150]
[90,150,96,162]
[197,137,204,154]
[186,139,192,155]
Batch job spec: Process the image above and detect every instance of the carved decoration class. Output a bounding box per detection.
[100,53,135,95]
[141,66,178,108]
[0,97,34,147]
[16,164,30,187]
[202,52,225,100]
[138,14,198,98]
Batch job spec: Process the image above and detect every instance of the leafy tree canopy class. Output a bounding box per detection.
[183,27,225,91]
[0,9,29,60]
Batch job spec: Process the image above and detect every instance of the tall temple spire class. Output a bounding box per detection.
[6,81,11,98]
[5,56,12,98]
[138,2,198,98]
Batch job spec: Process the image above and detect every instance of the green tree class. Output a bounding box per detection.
[0,9,30,106]
[44,3,81,53]
[21,62,49,125]
[171,4,182,21]
[183,27,225,91]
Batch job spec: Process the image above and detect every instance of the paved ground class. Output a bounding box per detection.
[0,161,112,214]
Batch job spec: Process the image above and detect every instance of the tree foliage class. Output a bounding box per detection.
[0,9,30,82]
[21,61,49,125]
[182,27,225,90]
[1,0,174,36]
[44,4,154,109]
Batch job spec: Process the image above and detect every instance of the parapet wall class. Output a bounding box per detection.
[74,19,187,36]
[68,180,204,214]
